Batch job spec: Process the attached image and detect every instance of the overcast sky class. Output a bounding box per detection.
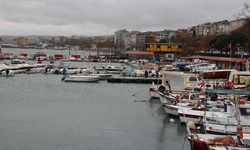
[0,0,248,36]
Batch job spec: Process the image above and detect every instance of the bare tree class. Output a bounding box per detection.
[241,3,250,17]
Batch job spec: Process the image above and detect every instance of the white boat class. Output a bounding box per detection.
[163,101,193,116]
[79,69,112,80]
[91,73,112,79]
[105,66,122,74]
[62,75,99,82]
[205,102,250,135]
[178,101,236,124]
[185,62,217,73]
[59,68,81,74]
[149,72,206,101]
[205,122,250,136]
[10,59,34,70]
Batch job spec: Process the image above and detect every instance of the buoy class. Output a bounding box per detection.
[170,119,175,123]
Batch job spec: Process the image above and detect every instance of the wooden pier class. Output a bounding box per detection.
[107,77,162,84]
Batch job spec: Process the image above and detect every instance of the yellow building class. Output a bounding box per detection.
[146,43,182,52]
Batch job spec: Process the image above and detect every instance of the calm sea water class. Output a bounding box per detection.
[0,73,189,150]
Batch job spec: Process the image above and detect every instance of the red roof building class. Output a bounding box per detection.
[185,55,246,63]
[184,55,247,71]
[127,51,154,55]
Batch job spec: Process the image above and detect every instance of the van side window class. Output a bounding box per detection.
[189,77,197,81]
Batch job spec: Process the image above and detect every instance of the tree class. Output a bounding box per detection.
[241,3,250,17]
[194,36,214,49]
[208,38,217,48]
[235,18,250,53]
[175,31,196,56]
[214,35,230,49]
[159,38,166,43]
[229,32,248,48]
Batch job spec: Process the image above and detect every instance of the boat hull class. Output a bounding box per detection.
[178,108,232,124]
[163,104,179,116]
[64,75,99,82]
[92,74,112,79]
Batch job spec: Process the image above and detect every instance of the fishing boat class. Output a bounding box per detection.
[204,98,250,135]
[62,75,99,82]
[178,88,250,124]
[187,121,250,150]
[178,103,234,124]
[163,101,193,116]
[149,72,206,100]
[188,133,250,150]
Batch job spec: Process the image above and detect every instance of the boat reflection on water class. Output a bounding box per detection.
[149,99,189,150]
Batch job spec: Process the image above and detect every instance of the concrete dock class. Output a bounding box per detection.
[107,77,162,84]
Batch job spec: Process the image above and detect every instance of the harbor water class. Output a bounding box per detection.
[0,72,189,150]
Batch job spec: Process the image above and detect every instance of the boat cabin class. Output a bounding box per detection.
[161,71,204,89]
[228,71,250,88]
[183,74,203,89]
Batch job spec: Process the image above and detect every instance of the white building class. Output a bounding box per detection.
[124,31,140,50]
[195,23,211,37]
[114,29,129,49]
[228,18,246,33]
[191,18,246,37]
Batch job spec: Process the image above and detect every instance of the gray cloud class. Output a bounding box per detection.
[0,0,248,35]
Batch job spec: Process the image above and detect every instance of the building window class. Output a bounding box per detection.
[157,44,160,48]
[178,44,183,49]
